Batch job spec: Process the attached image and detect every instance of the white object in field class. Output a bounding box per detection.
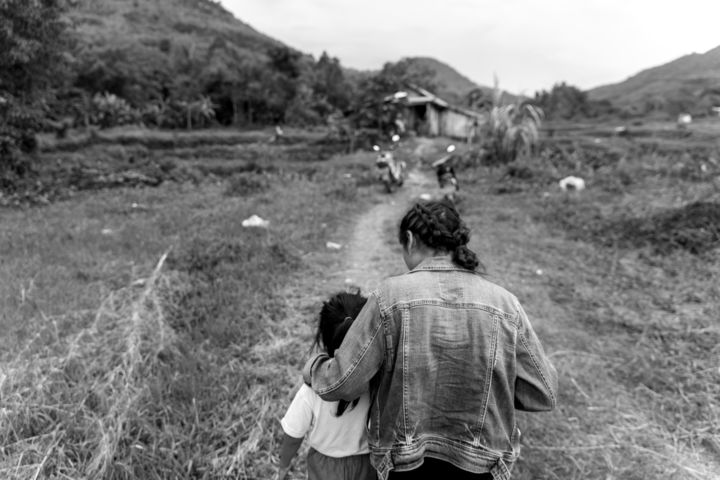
[446,145,456,153]
[419,193,432,201]
[326,241,342,250]
[677,113,692,125]
[536,269,543,276]
[559,176,586,191]
[241,214,269,228]
[391,134,400,142]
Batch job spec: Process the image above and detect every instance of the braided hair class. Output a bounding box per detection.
[398,200,484,272]
[314,291,368,416]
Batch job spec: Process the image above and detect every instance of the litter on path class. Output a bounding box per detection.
[241,215,270,228]
[559,176,586,191]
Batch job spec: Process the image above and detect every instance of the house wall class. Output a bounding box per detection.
[440,109,480,140]
[426,106,440,136]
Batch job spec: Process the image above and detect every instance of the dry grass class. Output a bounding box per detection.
[3,131,718,479]
[0,138,379,479]
[459,130,720,479]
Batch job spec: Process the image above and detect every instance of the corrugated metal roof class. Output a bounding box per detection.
[384,83,483,118]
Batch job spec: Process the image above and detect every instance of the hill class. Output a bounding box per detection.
[66,0,289,106]
[403,57,522,106]
[69,0,283,61]
[589,45,720,116]
[404,57,484,104]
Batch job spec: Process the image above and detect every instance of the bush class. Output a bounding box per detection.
[90,92,139,128]
[224,173,270,197]
[478,81,543,165]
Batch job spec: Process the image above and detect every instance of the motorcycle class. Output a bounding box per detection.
[373,134,406,193]
[431,144,460,202]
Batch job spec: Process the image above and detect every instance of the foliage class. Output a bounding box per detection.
[481,80,544,164]
[0,0,72,94]
[533,82,590,119]
[533,82,616,120]
[466,87,494,111]
[348,58,438,134]
[90,92,137,128]
[0,0,72,179]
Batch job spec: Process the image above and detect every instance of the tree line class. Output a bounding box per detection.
[2,1,642,180]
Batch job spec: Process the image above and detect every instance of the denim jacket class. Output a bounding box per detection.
[304,257,558,480]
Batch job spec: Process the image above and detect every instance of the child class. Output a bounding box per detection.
[276,291,375,480]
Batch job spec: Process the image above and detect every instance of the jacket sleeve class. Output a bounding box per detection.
[514,299,558,411]
[303,294,385,402]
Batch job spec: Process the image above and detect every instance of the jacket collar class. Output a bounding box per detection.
[408,255,461,273]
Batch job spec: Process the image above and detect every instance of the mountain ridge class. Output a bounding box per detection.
[588,45,720,114]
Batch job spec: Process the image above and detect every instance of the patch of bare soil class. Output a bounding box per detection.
[342,168,434,291]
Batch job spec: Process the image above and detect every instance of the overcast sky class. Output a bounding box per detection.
[220,0,720,95]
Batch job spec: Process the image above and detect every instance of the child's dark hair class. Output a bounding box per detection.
[314,291,368,416]
[398,200,484,272]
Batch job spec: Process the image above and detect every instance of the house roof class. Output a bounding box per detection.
[384,84,482,119]
[384,84,449,108]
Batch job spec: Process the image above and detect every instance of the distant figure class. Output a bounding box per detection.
[467,117,479,144]
[394,114,406,135]
[271,125,285,143]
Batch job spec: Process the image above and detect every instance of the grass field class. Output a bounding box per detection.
[1,125,719,479]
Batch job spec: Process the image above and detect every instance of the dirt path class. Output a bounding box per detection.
[273,138,718,479]
[341,168,434,291]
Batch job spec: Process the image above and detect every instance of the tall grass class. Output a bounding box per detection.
[460,137,720,479]
[481,79,543,165]
[0,141,379,479]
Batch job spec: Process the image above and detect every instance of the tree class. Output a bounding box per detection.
[348,58,437,131]
[0,0,72,96]
[533,82,590,120]
[466,88,493,111]
[1,0,73,178]
[312,51,352,115]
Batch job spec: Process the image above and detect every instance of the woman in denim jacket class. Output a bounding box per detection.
[304,200,558,480]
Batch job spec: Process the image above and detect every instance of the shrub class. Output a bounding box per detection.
[224,173,270,197]
[480,80,543,165]
[91,92,138,128]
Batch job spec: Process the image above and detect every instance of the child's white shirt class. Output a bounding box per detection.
[280,382,370,458]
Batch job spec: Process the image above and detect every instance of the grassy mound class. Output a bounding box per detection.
[543,199,720,255]
[612,201,720,255]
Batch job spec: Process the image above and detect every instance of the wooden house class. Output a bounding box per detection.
[384,85,483,141]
